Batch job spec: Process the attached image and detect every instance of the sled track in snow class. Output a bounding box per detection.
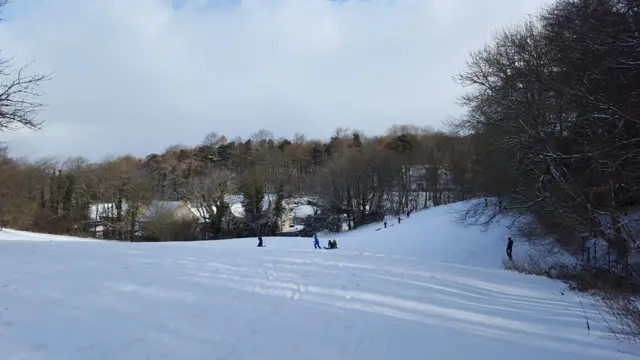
[0,233,632,360]
[159,249,622,359]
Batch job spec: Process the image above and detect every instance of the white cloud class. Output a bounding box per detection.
[0,0,551,161]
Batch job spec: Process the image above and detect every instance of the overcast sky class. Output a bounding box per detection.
[0,0,549,161]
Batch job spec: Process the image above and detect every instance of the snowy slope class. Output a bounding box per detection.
[0,202,635,360]
[0,228,96,242]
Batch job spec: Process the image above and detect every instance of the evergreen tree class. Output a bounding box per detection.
[271,183,285,233]
[210,195,230,238]
[116,193,123,222]
[61,174,76,222]
[352,132,363,149]
[48,169,59,216]
[242,182,264,218]
[39,187,46,210]
[241,174,265,237]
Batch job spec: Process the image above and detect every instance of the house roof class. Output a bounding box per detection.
[292,204,316,218]
[224,194,276,218]
[185,203,212,223]
[138,201,213,224]
[139,195,279,222]
[138,201,185,221]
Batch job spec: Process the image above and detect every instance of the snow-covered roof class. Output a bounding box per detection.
[292,205,316,218]
[88,202,129,221]
[185,203,213,223]
[281,224,305,233]
[138,196,279,222]
[224,194,276,218]
[139,201,185,221]
[230,202,245,218]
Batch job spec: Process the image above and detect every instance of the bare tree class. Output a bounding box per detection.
[0,58,51,131]
[0,0,51,132]
[202,132,227,147]
[182,168,235,238]
[453,0,640,272]
[251,128,275,152]
[251,129,274,143]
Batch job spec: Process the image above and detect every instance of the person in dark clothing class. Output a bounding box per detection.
[257,235,264,247]
[398,216,402,224]
[506,237,514,260]
[323,239,338,249]
[383,220,387,228]
[407,210,412,218]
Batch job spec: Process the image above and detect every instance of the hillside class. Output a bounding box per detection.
[0,202,634,360]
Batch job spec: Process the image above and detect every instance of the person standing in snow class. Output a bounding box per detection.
[506,236,514,260]
[383,220,387,228]
[313,234,321,249]
[398,216,402,224]
[407,209,412,218]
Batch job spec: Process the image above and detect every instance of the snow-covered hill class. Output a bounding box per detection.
[0,202,634,359]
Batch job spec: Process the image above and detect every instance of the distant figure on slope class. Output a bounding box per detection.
[398,216,402,224]
[313,234,321,249]
[407,209,412,218]
[332,239,338,249]
[257,235,264,247]
[506,236,514,260]
[383,220,387,228]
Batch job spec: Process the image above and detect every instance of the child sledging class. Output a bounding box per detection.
[312,234,338,250]
[324,239,338,249]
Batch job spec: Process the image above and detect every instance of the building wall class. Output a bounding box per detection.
[280,214,294,231]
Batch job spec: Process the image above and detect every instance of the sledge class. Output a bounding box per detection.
[375,228,382,231]
[323,247,338,250]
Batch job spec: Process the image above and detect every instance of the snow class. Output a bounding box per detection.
[0,202,635,359]
[88,202,129,221]
[225,194,275,218]
[229,202,245,218]
[281,224,305,233]
[0,228,95,242]
[292,204,316,218]
[185,203,211,223]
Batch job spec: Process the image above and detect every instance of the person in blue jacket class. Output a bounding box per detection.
[313,234,321,249]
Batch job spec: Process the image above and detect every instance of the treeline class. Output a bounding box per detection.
[454,0,640,273]
[0,125,476,240]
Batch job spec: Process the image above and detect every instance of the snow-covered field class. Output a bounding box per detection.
[0,203,635,359]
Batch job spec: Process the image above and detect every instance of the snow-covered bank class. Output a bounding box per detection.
[0,202,634,359]
[0,228,97,242]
